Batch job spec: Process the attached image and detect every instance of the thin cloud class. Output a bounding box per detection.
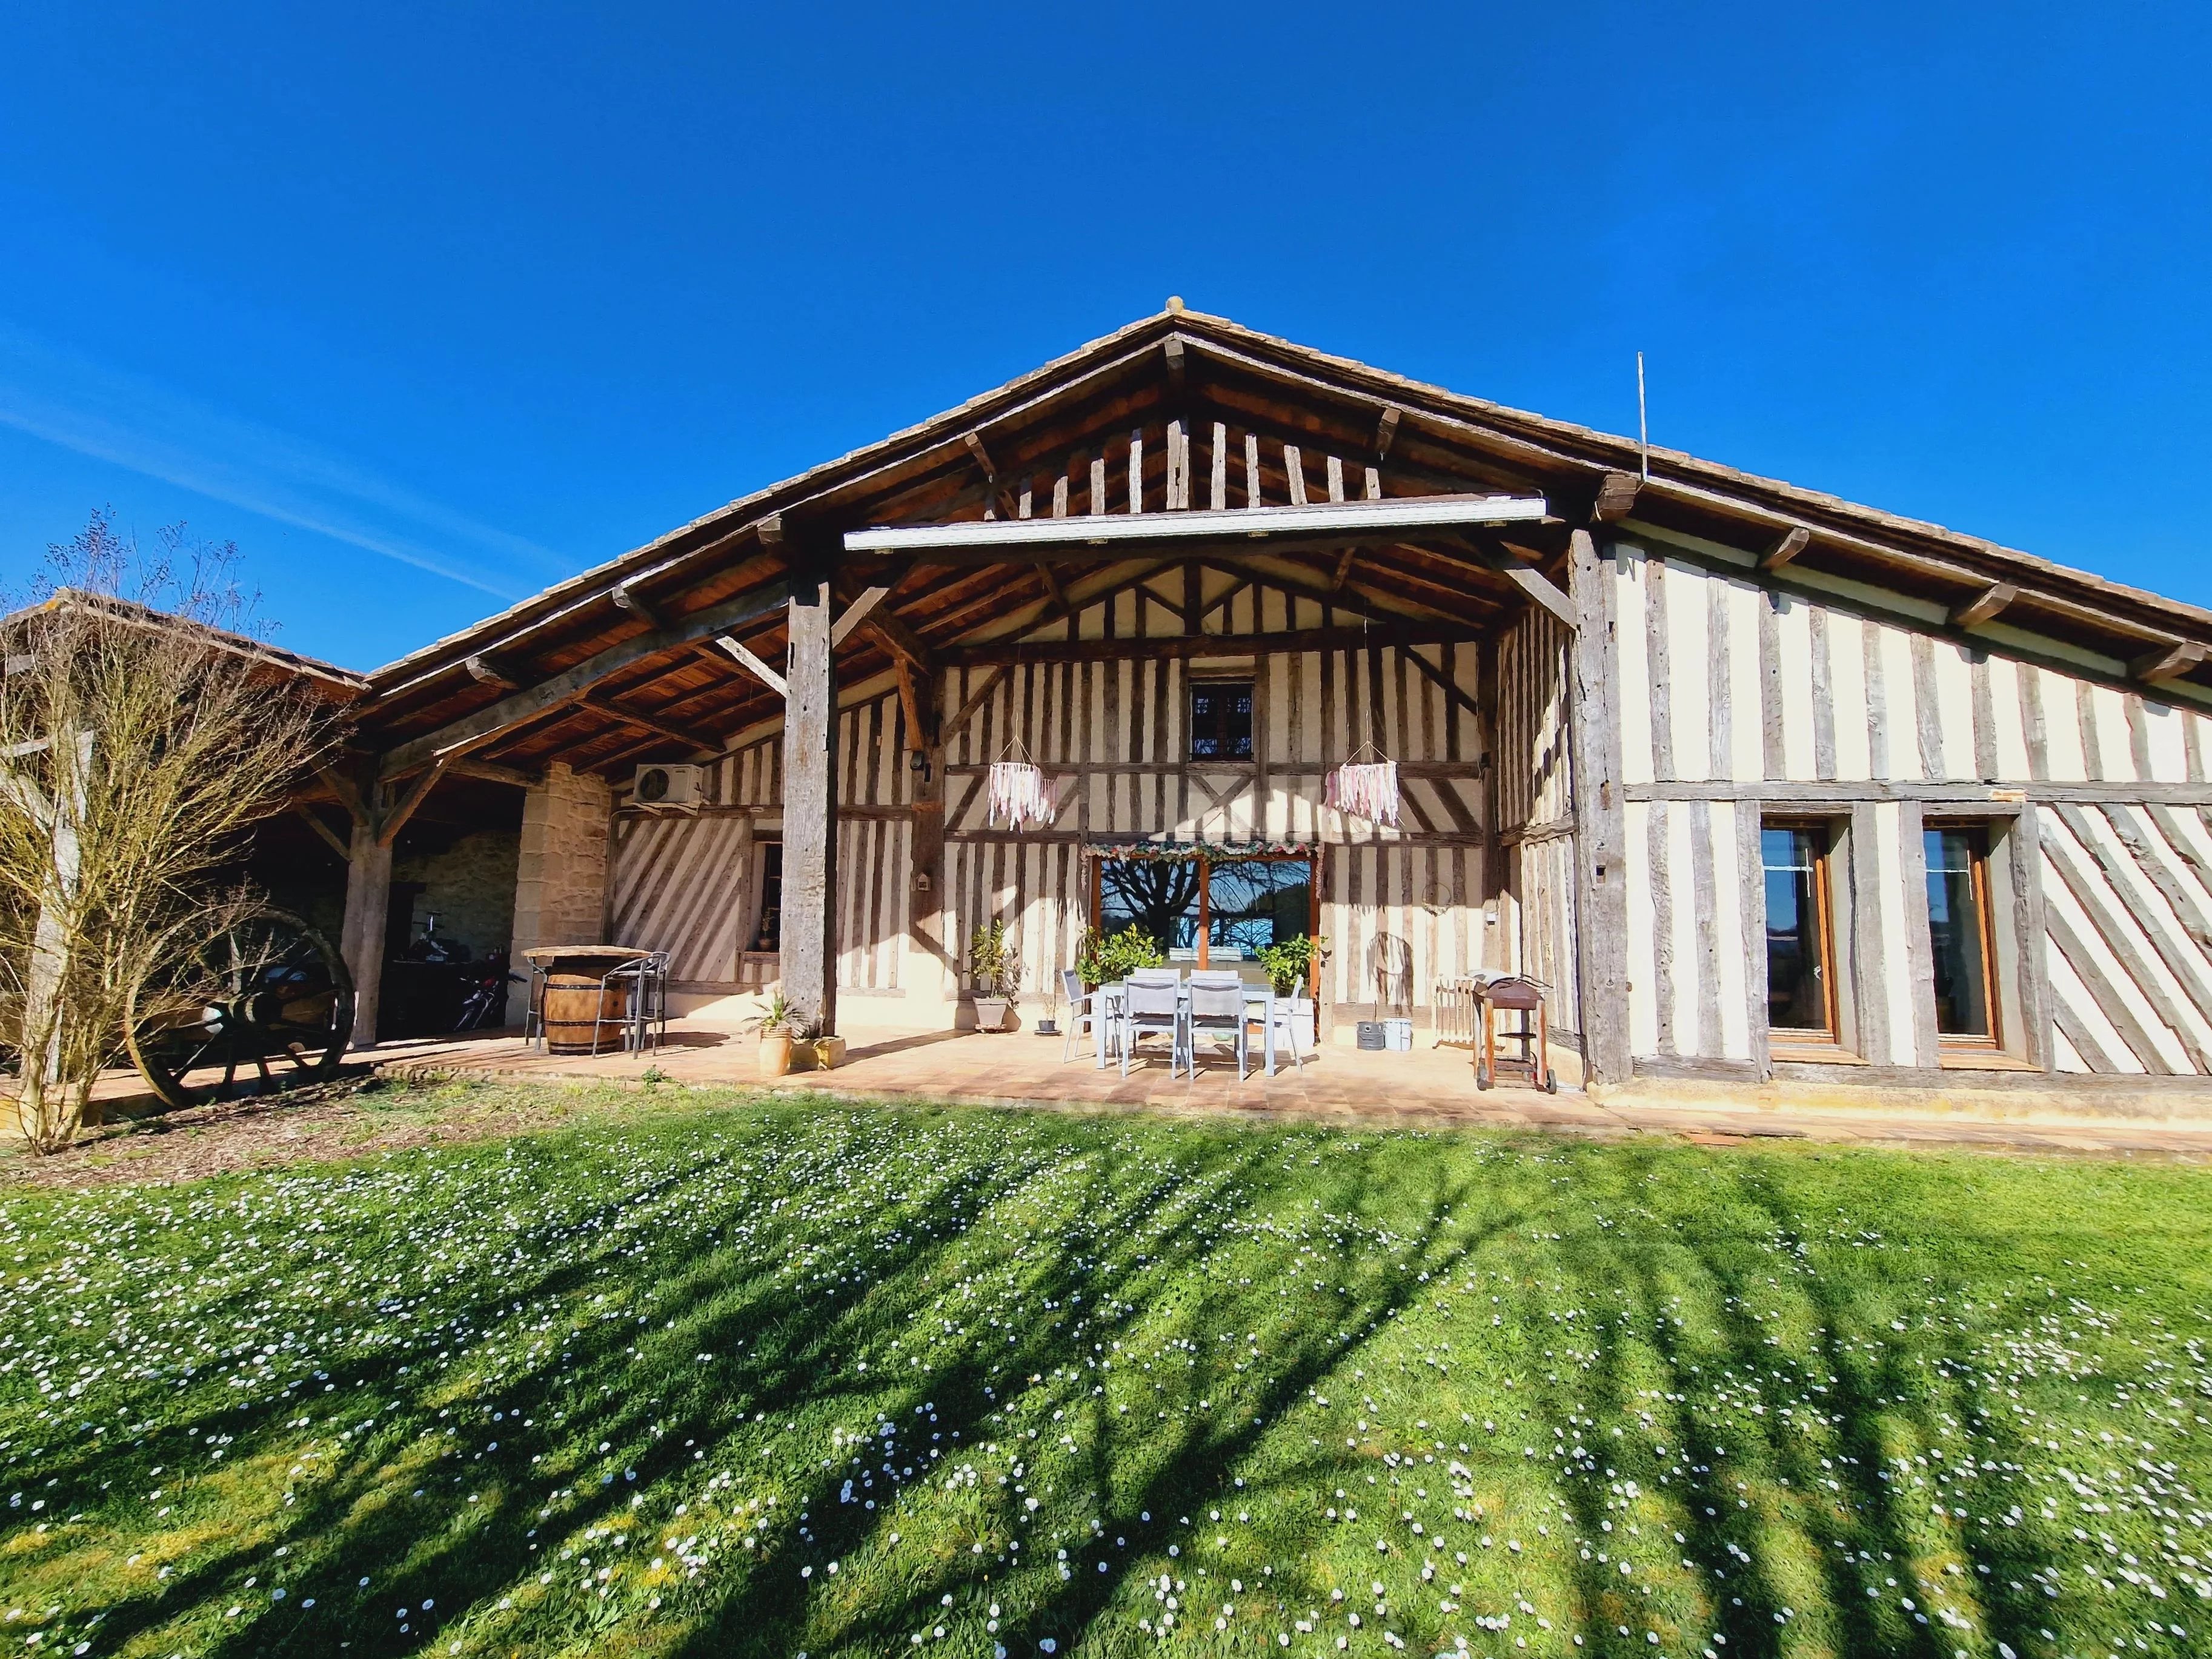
[0,327,572,600]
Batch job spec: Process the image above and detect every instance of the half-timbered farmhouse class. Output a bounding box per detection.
[287,304,2212,1091]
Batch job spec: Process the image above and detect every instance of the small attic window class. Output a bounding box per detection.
[1188,680,1253,761]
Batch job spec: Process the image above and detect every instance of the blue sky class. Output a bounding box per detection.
[2,3,2207,671]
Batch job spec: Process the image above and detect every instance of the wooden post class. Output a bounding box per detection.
[782,578,839,1036]
[339,802,393,1048]
[1566,529,1632,1086]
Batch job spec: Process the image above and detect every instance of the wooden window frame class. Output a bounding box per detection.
[1762,817,1842,1052]
[1928,822,2004,1052]
[1086,848,1321,988]
[1186,677,1255,763]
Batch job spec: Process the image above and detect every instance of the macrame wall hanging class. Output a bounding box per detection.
[1323,740,1401,828]
[987,740,1055,831]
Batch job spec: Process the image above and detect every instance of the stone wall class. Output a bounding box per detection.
[392,825,519,960]
[505,763,614,1023]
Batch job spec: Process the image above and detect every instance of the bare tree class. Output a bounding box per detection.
[0,513,337,1153]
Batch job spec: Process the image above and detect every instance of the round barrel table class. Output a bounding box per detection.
[522,946,653,1055]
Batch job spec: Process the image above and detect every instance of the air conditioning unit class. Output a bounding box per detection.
[632,762,705,809]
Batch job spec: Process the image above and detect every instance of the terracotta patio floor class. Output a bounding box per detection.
[351,1020,2212,1158]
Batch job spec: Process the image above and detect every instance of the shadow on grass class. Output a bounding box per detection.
[0,1103,2193,1659]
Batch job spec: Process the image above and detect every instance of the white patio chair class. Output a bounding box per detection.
[1185,970,1250,1080]
[1060,968,1113,1064]
[1254,989,1304,1073]
[1120,968,1184,1078]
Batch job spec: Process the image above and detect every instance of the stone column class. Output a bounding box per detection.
[504,762,614,1025]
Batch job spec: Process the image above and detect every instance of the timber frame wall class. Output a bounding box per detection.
[1603,525,2212,1083]
[608,565,1520,1034]
[307,305,2212,1088]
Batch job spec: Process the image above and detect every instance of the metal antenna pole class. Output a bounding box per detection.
[1636,351,1649,480]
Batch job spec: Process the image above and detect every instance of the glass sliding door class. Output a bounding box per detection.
[1096,858,1203,958]
[1761,822,1838,1041]
[1204,857,1315,961]
[1925,824,1999,1044]
[1089,851,1319,976]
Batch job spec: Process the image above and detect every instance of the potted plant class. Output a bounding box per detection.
[1255,934,1327,1051]
[966,919,1021,1032]
[1075,923,1165,990]
[741,991,808,1077]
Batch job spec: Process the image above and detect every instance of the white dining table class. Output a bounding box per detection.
[1094,980,1283,1076]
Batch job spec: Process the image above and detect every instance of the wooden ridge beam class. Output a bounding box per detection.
[377,580,788,778]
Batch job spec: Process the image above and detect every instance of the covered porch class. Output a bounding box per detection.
[301,307,1624,1078]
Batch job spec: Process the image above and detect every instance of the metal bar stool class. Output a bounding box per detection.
[602,951,671,1054]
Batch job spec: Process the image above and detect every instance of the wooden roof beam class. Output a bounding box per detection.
[463,654,516,690]
[576,693,722,753]
[1759,526,1812,571]
[1375,405,1401,460]
[845,493,1547,563]
[377,580,789,779]
[716,635,788,697]
[1950,580,2018,630]
[2131,640,2206,685]
[1455,535,1577,629]
[610,579,663,630]
[951,620,1478,667]
[860,607,938,674]
[1592,470,1642,524]
[831,586,890,647]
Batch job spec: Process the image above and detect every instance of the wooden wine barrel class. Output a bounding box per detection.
[542,972,630,1054]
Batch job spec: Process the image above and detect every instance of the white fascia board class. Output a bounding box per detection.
[842,493,1549,553]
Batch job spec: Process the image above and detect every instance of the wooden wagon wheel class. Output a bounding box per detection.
[125,907,355,1110]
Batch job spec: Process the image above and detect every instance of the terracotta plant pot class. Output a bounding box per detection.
[813,1036,847,1071]
[757,1034,795,1077]
[973,997,1011,1032]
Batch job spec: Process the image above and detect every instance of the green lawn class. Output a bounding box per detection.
[4,1085,2212,1659]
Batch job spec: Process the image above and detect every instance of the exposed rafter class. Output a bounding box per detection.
[1759,526,1812,571]
[377,582,788,778]
[2131,640,2206,685]
[1950,580,2018,630]
[1592,470,1642,524]
[610,579,662,629]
